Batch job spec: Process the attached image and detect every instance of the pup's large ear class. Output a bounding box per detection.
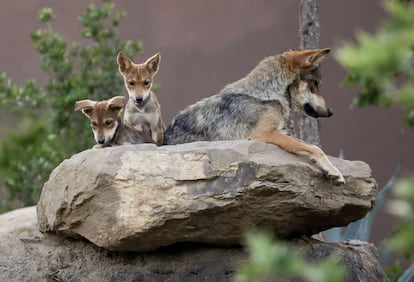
[75,100,96,118]
[145,53,161,75]
[117,51,133,74]
[107,96,126,113]
[290,48,330,69]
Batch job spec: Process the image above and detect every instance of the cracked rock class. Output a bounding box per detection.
[37,140,376,252]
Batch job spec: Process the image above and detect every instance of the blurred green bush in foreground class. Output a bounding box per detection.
[0,0,141,210]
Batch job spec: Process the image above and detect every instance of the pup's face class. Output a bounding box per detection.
[75,96,126,145]
[287,48,333,118]
[117,52,160,105]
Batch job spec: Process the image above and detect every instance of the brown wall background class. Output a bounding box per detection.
[1,0,413,244]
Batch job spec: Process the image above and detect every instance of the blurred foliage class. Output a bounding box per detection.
[383,177,414,282]
[387,177,414,258]
[335,0,414,126]
[0,0,142,210]
[334,1,414,279]
[236,232,345,282]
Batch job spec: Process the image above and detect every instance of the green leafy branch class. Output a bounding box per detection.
[236,232,345,282]
[0,0,142,210]
[335,1,414,126]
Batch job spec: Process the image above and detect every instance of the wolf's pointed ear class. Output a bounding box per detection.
[117,51,133,74]
[107,96,126,113]
[290,48,330,69]
[75,100,96,117]
[306,48,330,66]
[145,53,161,75]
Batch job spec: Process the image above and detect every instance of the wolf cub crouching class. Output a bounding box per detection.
[75,96,154,148]
[164,48,345,185]
[117,52,165,145]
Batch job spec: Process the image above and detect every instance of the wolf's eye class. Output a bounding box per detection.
[91,121,97,127]
[128,81,135,86]
[105,120,113,126]
[143,79,151,86]
[309,81,319,93]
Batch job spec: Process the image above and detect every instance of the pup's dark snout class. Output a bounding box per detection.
[135,96,144,103]
[97,137,105,144]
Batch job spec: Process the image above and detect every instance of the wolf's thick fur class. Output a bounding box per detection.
[164,48,345,184]
[117,52,165,145]
[75,96,154,148]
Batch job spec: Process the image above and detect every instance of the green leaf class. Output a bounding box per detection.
[38,7,54,23]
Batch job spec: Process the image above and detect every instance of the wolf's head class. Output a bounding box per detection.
[75,96,126,145]
[117,52,160,106]
[286,48,333,118]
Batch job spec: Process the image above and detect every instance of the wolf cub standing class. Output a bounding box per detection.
[117,52,165,145]
[164,48,345,185]
[75,95,154,148]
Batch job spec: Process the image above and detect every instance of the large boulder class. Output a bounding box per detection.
[37,140,376,252]
[0,207,388,282]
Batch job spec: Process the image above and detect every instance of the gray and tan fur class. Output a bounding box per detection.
[75,96,154,148]
[117,51,165,145]
[164,48,345,184]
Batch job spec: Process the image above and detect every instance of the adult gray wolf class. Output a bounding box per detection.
[164,48,344,184]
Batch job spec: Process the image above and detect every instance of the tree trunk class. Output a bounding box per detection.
[292,0,321,145]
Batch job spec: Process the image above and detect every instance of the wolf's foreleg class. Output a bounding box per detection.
[251,130,345,185]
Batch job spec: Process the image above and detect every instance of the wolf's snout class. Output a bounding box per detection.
[304,103,333,118]
[326,108,333,117]
[319,107,333,117]
[304,103,319,118]
[97,137,105,144]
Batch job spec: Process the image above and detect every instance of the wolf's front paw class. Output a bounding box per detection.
[327,171,345,185]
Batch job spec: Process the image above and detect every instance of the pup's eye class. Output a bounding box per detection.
[91,121,97,127]
[143,79,151,86]
[83,108,92,115]
[105,120,113,126]
[128,81,135,86]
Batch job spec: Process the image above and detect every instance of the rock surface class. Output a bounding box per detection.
[0,206,388,282]
[37,140,376,251]
[0,206,41,238]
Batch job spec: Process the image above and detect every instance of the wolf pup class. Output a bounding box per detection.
[164,48,345,185]
[75,95,154,148]
[117,51,165,145]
